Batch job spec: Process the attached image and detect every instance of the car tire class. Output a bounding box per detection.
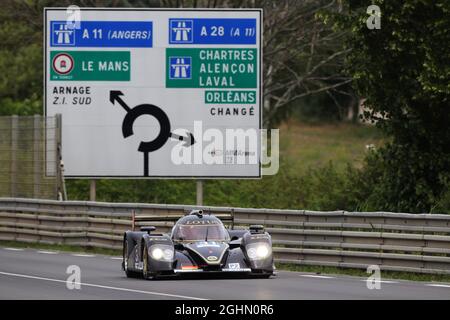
[123,240,140,278]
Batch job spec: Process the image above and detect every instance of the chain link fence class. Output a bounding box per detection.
[0,115,62,199]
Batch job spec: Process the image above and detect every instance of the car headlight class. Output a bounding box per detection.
[149,245,174,261]
[246,242,271,260]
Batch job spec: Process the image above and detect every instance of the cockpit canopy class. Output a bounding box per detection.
[171,214,230,242]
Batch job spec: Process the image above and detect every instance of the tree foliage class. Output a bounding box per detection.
[331,0,450,212]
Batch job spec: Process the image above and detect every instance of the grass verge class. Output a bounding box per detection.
[1,240,449,283]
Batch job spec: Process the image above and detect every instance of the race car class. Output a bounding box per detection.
[122,210,274,279]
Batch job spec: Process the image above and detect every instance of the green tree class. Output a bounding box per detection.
[331,1,450,212]
[0,4,43,115]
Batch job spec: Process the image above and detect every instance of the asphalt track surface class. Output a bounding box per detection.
[0,247,449,300]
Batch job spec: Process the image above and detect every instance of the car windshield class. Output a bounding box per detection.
[173,224,230,241]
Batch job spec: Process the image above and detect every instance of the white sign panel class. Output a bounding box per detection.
[44,8,262,178]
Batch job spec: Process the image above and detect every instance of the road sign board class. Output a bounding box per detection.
[165,48,257,88]
[44,8,262,178]
[168,18,256,44]
[50,21,153,47]
[50,51,130,81]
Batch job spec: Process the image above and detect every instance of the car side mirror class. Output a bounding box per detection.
[140,226,156,234]
[249,225,264,234]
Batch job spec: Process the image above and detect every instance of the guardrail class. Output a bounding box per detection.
[0,197,449,274]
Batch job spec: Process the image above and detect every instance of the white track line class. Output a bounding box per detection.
[299,274,399,283]
[361,280,399,284]
[300,274,334,279]
[425,284,450,288]
[110,257,122,260]
[38,251,58,255]
[0,271,206,300]
[71,254,95,257]
[3,248,24,251]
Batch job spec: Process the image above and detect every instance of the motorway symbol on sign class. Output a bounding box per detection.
[110,90,195,176]
[169,57,192,79]
[52,22,75,46]
[170,19,193,43]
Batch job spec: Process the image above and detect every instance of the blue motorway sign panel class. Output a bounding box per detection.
[169,18,256,44]
[50,21,153,47]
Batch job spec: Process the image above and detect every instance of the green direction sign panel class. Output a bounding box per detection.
[50,51,130,81]
[205,90,257,104]
[166,48,257,88]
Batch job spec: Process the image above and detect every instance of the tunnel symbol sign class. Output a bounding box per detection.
[110,90,195,176]
[52,53,74,75]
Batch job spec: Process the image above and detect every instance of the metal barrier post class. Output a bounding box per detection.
[33,115,41,197]
[10,115,18,197]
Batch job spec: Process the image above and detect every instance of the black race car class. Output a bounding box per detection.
[122,210,274,279]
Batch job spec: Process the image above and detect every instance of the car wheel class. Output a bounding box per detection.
[123,240,139,278]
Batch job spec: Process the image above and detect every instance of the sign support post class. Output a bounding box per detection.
[90,179,96,202]
[196,180,203,206]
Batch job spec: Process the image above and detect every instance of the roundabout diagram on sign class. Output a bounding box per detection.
[110,90,195,176]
